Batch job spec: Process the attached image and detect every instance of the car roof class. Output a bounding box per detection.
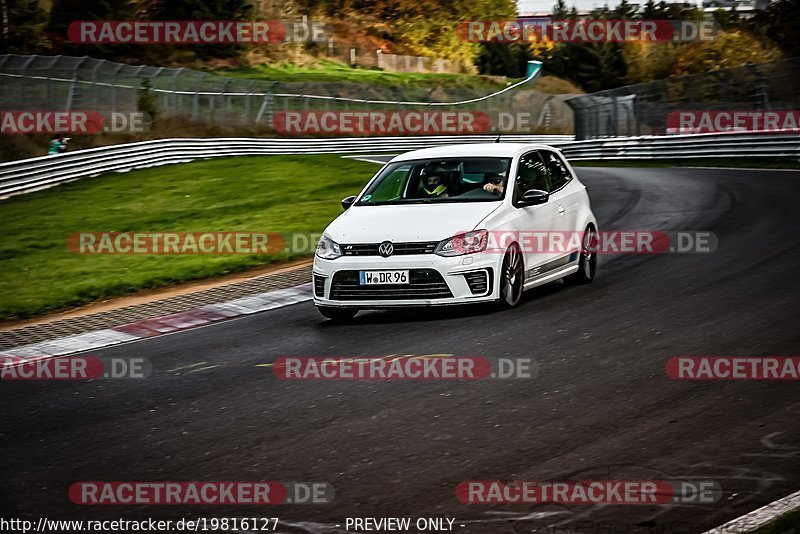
[390,143,559,162]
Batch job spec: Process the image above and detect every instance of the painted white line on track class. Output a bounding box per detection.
[187,365,219,374]
[167,362,209,373]
[702,488,800,533]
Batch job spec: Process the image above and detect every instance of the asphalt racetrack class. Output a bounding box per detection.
[2,165,799,533]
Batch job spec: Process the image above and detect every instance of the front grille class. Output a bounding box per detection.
[341,241,438,256]
[463,269,492,295]
[313,275,326,298]
[330,269,453,301]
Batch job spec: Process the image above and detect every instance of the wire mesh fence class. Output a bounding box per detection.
[567,58,800,139]
[0,54,575,135]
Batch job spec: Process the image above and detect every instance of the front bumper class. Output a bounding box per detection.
[312,253,499,308]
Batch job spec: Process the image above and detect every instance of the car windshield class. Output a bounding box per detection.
[356,157,511,205]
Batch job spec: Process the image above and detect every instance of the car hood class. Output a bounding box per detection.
[324,202,502,243]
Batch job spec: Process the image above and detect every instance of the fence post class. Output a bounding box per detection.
[44,56,56,107]
[255,85,275,130]
[110,64,122,115]
[746,62,769,110]
[86,59,102,111]
[266,88,274,130]
[171,69,183,118]
[130,65,144,113]
[18,56,37,109]
[220,78,231,124]
[244,81,252,124]
[192,72,206,121]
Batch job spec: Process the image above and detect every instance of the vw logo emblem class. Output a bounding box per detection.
[378,241,394,258]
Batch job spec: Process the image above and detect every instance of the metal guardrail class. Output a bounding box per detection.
[0,135,571,198]
[560,131,800,160]
[1,132,798,198]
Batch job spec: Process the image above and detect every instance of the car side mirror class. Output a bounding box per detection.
[341,195,357,210]
[518,189,549,206]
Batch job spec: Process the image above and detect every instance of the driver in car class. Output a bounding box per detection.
[483,174,505,195]
[421,173,449,198]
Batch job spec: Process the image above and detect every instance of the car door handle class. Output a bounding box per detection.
[557,205,566,215]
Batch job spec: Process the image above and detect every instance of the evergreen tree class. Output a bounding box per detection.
[553,0,568,18]
[0,0,48,54]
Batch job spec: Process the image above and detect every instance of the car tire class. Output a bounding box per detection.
[497,244,524,308]
[317,306,358,321]
[565,225,597,285]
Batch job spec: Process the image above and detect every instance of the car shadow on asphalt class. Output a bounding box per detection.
[317,280,569,327]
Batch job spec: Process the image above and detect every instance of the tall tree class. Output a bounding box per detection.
[750,0,800,57]
[553,0,568,18]
[0,0,48,54]
[47,0,137,56]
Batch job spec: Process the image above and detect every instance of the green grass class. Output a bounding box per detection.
[217,59,502,89]
[571,158,800,169]
[757,508,800,533]
[0,155,379,321]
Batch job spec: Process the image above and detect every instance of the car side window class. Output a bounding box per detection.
[540,150,572,191]
[514,152,550,204]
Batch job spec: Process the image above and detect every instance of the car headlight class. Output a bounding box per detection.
[315,236,342,260]
[435,230,488,257]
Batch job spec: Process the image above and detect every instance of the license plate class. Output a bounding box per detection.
[359,270,409,285]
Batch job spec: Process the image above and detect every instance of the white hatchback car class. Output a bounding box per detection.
[312,143,598,320]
